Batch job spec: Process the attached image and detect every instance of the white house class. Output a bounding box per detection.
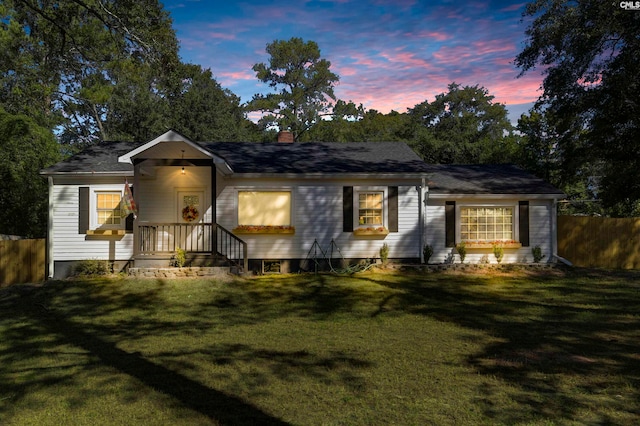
[41,130,564,278]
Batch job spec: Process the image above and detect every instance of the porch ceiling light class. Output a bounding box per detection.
[181,149,186,175]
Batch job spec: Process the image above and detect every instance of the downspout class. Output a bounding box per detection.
[417,184,423,262]
[47,176,54,279]
[551,198,558,264]
[419,178,428,263]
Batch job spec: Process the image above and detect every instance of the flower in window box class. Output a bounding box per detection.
[233,225,295,234]
[463,240,522,248]
[353,226,389,236]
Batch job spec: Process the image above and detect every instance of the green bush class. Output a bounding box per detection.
[423,244,433,264]
[532,246,545,263]
[456,242,467,263]
[492,244,504,264]
[171,247,187,267]
[72,259,110,277]
[380,243,389,264]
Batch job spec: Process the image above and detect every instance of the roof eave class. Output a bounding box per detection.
[428,192,566,200]
[228,172,430,180]
[40,170,134,177]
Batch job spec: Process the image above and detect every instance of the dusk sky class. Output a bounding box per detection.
[162,0,543,121]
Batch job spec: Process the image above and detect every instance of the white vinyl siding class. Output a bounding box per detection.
[50,179,134,262]
[217,180,422,260]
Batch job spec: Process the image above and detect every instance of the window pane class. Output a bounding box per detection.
[460,207,513,241]
[238,191,291,226]
[358,192,383,226]
[97,192,122,225]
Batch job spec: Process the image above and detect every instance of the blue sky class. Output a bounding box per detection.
[162,0,542,121]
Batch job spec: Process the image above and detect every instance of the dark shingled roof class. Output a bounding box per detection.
[41,140,138,174]
[42,140,430,175]
[201,141,430,174]
[426,164,564,195]
[41,139,563,196]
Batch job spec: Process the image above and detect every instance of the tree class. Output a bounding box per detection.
[515,109,559,184]
[101,63,258,143]
[0,0,180,145]
[515,0,640,216]
[408,83,514,164]
[248,37,339,141]
[165,64,258,142]
[0,108,59,237]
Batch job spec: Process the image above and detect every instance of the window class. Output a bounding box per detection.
[238,191,291,226]
[460,207,513,241]
[358,192,383,226]
[96,192,122,226]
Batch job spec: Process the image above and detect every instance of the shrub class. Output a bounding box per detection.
[532,245,545,263]
[171,247,186,267]
[380,243,389,264]
[423,244,433,264]
[455,242,467,263]
[72,259,110,277]
[492,244,504,264]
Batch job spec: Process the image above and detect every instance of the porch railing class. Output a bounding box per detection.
[215,224,248,272]
[137,223,247,271]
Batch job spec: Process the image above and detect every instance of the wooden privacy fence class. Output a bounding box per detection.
[0,239,45,285]
[558,216,640,269]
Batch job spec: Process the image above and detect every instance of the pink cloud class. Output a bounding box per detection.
[408,30,452,42]
[499,3,527,12]
[334,66,358,77]
[217,70,255,81]
[201,32,237,41]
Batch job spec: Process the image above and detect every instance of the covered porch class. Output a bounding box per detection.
[117,130,247,271]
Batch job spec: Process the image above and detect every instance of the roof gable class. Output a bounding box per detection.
[117,129,217,164]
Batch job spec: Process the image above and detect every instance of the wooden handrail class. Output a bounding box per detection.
[136,223,247,272]
[215,224,248,272]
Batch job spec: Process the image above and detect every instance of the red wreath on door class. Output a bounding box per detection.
[182,205,199,222]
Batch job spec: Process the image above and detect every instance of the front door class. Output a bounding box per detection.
[177,190,206,252]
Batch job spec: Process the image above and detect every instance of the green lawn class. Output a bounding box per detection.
[1,268,639,425]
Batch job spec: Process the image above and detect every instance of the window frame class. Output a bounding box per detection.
[353,186,388,230]
[236,189,294,227]
[91,189,125,230]
[456,203,519,243]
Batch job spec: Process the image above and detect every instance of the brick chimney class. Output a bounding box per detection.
[277,130,294,143]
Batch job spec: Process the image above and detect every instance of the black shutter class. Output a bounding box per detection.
[125,185,134,232]
[388,186,398,232]
[445,201,456,247]
[343,186,353,232]
[519,201,530,247]
[79,187,89,234]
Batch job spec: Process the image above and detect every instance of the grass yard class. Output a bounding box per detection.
[1,268,639,425]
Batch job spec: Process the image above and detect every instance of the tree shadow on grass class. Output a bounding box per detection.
[0,277,376,424]
[0,281,294,425]
[363,269,640,423]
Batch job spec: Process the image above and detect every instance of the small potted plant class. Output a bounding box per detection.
[456,241,467,263]
[492,243,504,264]
[380,243,389,265]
